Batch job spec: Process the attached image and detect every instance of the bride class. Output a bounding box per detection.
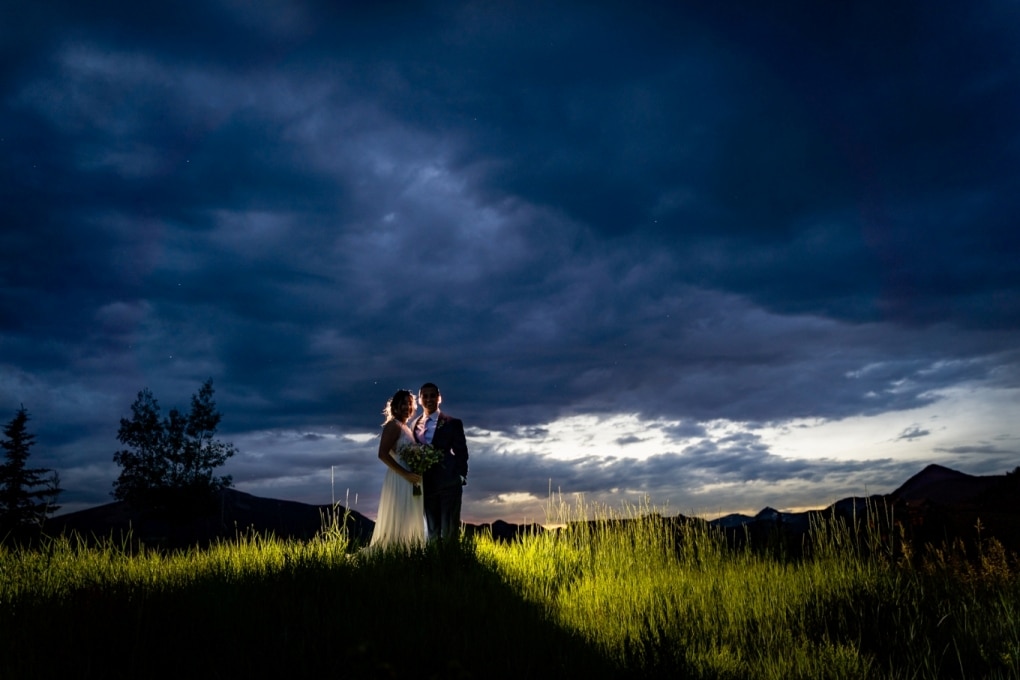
[368,389,425,549]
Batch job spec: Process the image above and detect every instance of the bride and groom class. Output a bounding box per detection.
[368,382,469,549]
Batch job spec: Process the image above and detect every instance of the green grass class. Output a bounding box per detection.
[2,498,1018,679]
[475,496,1020,679]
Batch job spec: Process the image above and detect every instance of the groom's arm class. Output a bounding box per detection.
[449,418,469,481]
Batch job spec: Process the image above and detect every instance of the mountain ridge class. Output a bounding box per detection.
[41,463,1019,549]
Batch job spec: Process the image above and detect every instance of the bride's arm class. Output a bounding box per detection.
[377,421,422,486]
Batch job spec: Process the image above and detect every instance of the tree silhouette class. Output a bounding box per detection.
[0,406,61,532]
[113,379,236,516]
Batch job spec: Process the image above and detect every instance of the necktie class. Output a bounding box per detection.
[417,415,428,443]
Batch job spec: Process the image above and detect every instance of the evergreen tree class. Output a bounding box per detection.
[0,406,62,531]
[112,379,236,515]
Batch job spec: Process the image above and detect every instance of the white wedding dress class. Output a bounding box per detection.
[368,422,426,549]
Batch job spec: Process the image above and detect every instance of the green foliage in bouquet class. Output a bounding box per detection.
[397,443,443,495]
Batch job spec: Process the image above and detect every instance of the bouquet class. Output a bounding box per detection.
[397,443,443,496]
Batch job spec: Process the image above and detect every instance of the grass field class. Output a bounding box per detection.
[2,500,1018,679]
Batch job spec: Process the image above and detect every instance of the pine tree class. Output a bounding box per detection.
[112,379,236,515]
[0,406,62,531]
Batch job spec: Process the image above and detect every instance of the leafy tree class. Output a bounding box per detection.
[0,406,62,531]
[112,379,236,514]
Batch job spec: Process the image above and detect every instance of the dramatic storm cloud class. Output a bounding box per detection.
[2,1,1018,524]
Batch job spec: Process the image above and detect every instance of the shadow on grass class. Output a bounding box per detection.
[1,538,630,679]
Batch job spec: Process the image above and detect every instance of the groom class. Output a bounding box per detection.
[414,382,468,542]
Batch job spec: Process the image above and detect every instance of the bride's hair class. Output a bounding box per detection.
[382,389,414,424]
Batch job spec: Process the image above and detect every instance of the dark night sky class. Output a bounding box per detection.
[2,1,1018,524]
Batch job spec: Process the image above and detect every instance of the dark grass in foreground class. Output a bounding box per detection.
[0,535,612,679]
[2,501,1020,679]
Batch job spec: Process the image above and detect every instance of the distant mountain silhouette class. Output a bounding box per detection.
[39,463,1019,552]
[44,488,375,549]
[43,487,540,549]
[464,519,547,543]
[704,464,1020,555]
[709,512,755,530]
[885,463,1020,552]
[890,463,1008,505]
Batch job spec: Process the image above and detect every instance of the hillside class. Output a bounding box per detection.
[43,488,374,548]
[39,463,1019,551]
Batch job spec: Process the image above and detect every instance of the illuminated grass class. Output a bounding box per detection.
[2,497,1018,679]
[475,495,1020,679]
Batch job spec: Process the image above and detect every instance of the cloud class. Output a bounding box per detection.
[937,445,1006,455]
[896,426,931,442]
[2,1,1019,522]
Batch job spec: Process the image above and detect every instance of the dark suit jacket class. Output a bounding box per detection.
[419,412,468,493]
